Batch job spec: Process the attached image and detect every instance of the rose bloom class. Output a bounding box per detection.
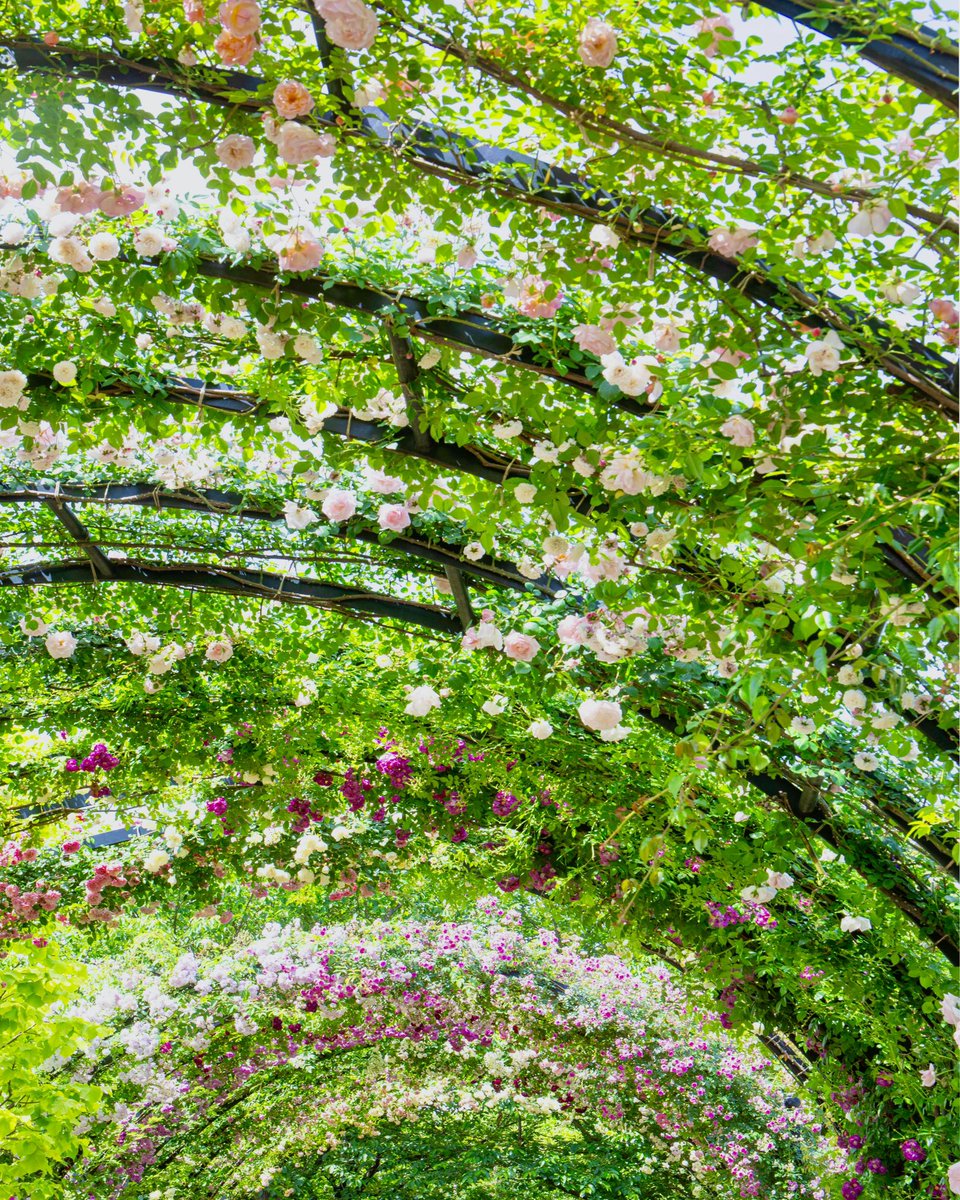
[0,370,27,407]
[578,698,622,731]
[133,227,165,257]
[57,182,103,214]
[503,631,540,662]
[276,121,337,165]
[205,639,234,663]
[218,0,260,35]
[720,414,755,446]
[274,79,314,118]
[699,15,735,57]
[805,330,844,376]
[48,236,93,273]
[52,360,78,385]
[278,232,323,272]
[378,503,411,532]
[216,133,256,170]
[528,719,553,739]
[98,186,144,217]
[601,351,650,396]
[317,0,379,50]
[707,225,758,257]
[184,0,205,20]
[45,630,77,659]
[321,488,357,522]
[88,232,120,261]
[214,29,257,64]
[578,18,617,67]
[557,614,590,645]
[847,200,892,238]
[573,323,616,356]
[405,684,441,717]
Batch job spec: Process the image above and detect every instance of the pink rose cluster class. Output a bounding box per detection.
[57,181,145,217]
[1,882,61,927]
[214,0,261,66]
[82,861,134,922]
[517,274,563,319]
[314,0,379,50]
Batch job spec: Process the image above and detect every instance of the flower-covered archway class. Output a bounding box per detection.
[0,1,956,1197]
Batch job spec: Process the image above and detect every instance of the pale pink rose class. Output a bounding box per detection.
[930,298,959,324]
[318,0,379,50]
[503,630,540,662]
[578,698,621,731]
[218,0,260,35]
[472,621,503,651]
[573,323,616,356]
[205,638,233,663]
[321,488,357,522]
[920,1064,937,1087]
[720,415,755,446]
[56,182,102,214]
[651,320,682,353]
[378,503,411,532]
[184,0,205,21]
[846,200,892,238]
[707,225,758,257]
[517,274,563,319]
[949,1162,960,1194]
[274,79,314,119]
[276,121,337,165]
[214,29,257,64]
[804,330,844,376]
[457,245,478,269]
[556,614,590,645]
[216,134,255,169]
[278,233,324,272]
[578,18,617,68]
[98,186,144,217]
[699,15,735,57]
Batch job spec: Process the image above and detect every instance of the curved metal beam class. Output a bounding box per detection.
[0,482,558,595]
[750,0,958,109]
[0,559,461,633]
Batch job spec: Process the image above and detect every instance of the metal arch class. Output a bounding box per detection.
[2,40,955,417]
[0,559,463,633]
[749,0,958,108]
[0,482,559,596]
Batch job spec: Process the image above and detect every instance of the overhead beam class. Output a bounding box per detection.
[0,482,558,595]
[41,496,114,579]
[0,559,462,633]
[750,0,958,108]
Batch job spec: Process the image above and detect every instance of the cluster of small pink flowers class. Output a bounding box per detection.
[83,860,133,920]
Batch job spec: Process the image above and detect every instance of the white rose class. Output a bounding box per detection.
[527,719,553,739]
[133,227,165,257]
[45,630,77,659]
[52,360,78,386]
[804,331,844,377]
[144,849,170,874]
[404,684,441,717]
[578,698,622,731]
[88,232,120,261]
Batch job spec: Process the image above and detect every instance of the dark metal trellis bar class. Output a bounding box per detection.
[0,559,462,633]
[749,0,958,108]
[0,482,558,595]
